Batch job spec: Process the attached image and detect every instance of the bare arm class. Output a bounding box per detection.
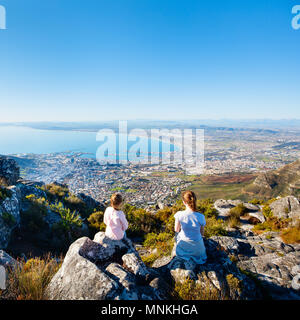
[175,219,181,233]
[200,226,205,237]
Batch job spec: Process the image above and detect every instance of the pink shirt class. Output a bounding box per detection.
[103,207,128,240]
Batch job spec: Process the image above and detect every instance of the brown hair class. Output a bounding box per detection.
[110,193,123,209]
[182,190,197,211]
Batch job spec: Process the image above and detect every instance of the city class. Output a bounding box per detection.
[13,125,300,208]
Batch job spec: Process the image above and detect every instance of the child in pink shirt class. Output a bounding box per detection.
[104,193,128,240]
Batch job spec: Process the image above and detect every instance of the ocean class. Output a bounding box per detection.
[0,125,178,162]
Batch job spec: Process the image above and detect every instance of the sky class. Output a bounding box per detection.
[0,0,299,122]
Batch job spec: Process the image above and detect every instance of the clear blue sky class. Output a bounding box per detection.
[0,0,299,122]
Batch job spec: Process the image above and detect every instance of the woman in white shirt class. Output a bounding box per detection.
[174,190,207,264]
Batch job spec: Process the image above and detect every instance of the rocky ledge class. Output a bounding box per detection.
[45,229,300,300]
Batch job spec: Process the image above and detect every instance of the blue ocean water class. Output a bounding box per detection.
[0,126,178,162]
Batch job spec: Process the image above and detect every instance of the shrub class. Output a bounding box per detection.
[204,217,228,238]
[87,210,105,231]
[125,205,160,238]
[50,202,82,231]
[143,232,173,249]
[262,205,273,219]
[5,254,61,300]
[142,232,174,266]
[253,216,291,233]
[197,199,218,218]
[226,274,242,297]
[281,221,300,244]
[41,183,69,201]
[173,274,224,300]
[227,215,241,229]
[141,253,159,267]
[229,204,248,218]
[21,195,48,233]
[63,194,90,218]
[249,199,264,205]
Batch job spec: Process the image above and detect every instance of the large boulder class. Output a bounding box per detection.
[47,232,171,300]
[46,237,120,300]
[76,193,105,212]
[0,186,21,249]
[269,196,300,219]
[0,157,20,186]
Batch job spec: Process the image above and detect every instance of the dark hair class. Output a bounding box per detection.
[182,190,197,211]
[110,193,123,209]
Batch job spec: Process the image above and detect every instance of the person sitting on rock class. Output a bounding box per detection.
[174,190,207,264]
[103,193,128,240]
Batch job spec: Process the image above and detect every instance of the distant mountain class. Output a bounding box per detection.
[244,159,300,199]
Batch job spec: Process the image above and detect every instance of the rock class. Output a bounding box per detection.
[243,203,261,212]
[167,257,197,283]
[122,253,149,280]
[47,234,169,300]
[149,277,173,300]
[0,186,21,249]
[76,193,106,212]
[46,237,120,300]
[270,196,300,219]
[214,199,242,210]
[0,250,19,270]
[105,263,139,300]
[248,211,265,223]
[0,157,20,186]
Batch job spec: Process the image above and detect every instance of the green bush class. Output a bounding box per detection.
[87,210,106,231]
[229,204,248,218]
[249,199,264,205]
[21,195,48,233]
[142,232,175,266]
[173,274,223,300]
[41,183,69,202]
[197,199,218,218]
[49,202,82,231]
[124,204,160,238]
[204,216,228,238]
[63,194,90,218]
[253,216,291,233]
[262,205,273,219]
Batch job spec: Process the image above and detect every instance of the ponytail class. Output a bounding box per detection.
[182,190,197,211]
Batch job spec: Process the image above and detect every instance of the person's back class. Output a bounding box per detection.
[174,210,206,242]
[103,193,128,241]
[174,190,207,264]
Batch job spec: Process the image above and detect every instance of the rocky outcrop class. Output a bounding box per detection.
[46,232,169,300]
[213,232,300,300]
[214,199,264,223]
[76,193,105,212]
[0,186,21,249]
[153,236,263,300]
[270,196,300,220]
[0,157,20,186]
[45,229,299,300]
